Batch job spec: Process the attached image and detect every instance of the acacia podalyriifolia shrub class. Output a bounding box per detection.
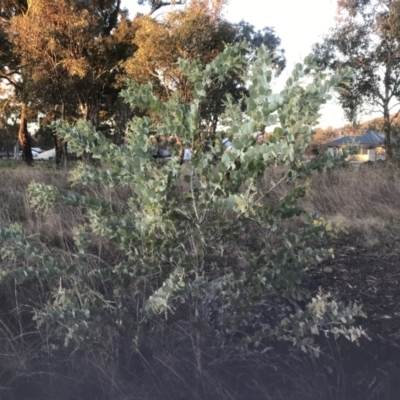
[0,43,366,356]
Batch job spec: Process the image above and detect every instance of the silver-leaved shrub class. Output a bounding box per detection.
[0,43,366,355]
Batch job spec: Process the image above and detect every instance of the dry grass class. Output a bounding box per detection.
[257,163,400,245]
[0,166,132,263]
[305,165,400,244]
[4,163,399,247]
[1,163,400,399]
[0,166,136,400]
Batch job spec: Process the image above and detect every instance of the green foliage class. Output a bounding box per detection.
[313,0,400,158]
[124,5,286,138]
[0,160,21,170]
[0,43,366,354]
[273,291,368,356]
[233,20,286,71]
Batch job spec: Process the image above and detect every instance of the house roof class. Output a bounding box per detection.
[326,130,385,147]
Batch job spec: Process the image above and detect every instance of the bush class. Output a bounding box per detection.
[0,44,366,364]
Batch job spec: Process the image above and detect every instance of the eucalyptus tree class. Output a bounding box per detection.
[234,20,286,71]
[9,0,135,164]
[313,0,400,159]
[0,0,33,164]
[0,92,19,157]
[125,2,235,136]
[124,2,285,137]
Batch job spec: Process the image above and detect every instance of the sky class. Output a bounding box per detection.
[121,0,348,129]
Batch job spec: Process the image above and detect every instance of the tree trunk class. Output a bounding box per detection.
[383,104,392,161]
[54,101,68,167]
[53,135,68,167]
[81,99,100,164]
[18,103,33,165]
[83,100,99,128]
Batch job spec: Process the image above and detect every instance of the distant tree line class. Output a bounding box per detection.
[313,0,400,160]
[0,0,285,165]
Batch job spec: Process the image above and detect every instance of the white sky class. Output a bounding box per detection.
[121,0,349,129]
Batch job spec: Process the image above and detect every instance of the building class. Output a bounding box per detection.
[326,130,386,165]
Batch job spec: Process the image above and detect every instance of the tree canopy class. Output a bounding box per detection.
[0,0,286,164]
[0,0,34,163]
[1,0,135,164]
[123,3,285,136]
[10,0,133,125]
[313,0,400,159]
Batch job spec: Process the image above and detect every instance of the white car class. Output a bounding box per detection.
[37,148,56,160]
[19,147,43,159]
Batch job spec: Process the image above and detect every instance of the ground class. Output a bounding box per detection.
[306,233,400,400]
